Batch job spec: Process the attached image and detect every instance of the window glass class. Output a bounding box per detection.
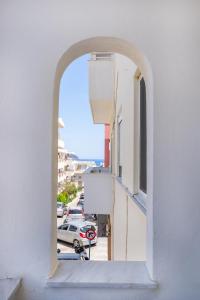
[69,209,82,214]
[80,225,96,233]
[62,224,69,231]
[69,225,77,232]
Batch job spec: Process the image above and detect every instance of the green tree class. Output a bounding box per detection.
[57,192,68,204]
[64,183,77,200]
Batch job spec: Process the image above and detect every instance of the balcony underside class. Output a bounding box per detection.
[90,100,114,124]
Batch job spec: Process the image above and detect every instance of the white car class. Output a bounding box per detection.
[65,207,84,221]
[57,220,97,247]
[57,202,65,217]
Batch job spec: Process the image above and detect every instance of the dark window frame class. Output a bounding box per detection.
[117,118,122,178]
[139,77,147,194]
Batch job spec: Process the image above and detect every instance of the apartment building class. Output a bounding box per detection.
[72,160,97,188]
[57,118,68,193]
[84,53,146,260]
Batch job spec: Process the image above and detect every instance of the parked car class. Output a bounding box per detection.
[57,202,65,217]
[57,220,97,247]
[77,199,84,209]
[79,193,84,199]
[65,207,84,221]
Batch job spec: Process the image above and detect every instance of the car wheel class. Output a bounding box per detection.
[73,239,80,248]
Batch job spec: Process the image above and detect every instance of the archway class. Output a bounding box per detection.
[50,37,154,279]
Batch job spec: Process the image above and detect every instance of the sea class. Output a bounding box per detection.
[78,158,104,166]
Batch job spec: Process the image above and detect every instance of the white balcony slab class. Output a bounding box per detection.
[89,58,115,124]
[46,261,157,289]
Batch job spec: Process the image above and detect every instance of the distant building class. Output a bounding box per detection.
[57,118,68,193]
[71,160,96,188]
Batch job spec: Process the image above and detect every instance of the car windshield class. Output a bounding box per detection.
[69,209,82,214]
[80,225,96,233]
[57,203,62,208]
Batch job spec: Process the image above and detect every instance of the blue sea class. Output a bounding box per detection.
[78,158,104,166]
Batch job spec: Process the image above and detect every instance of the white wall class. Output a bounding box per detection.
[113,180,127,260]
[83,170,113,214]
[89,58,115,124]
[113,54,137,193]
[0,1,200,299]
[127,196,146,261]
[111,54,146,261]
[113,180,146,261]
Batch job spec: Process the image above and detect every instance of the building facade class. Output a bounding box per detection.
[85,53,146,261]
[72,160,97,188]
[57,118,68,193]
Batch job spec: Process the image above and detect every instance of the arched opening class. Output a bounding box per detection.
[57,54,106,259]
[50,37,154,279]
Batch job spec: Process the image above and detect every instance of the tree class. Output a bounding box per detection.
[64,183,77,200]
[57,192,68,204]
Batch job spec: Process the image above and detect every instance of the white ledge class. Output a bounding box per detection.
[47,261,157,289]
[115,176,147,214]
[0,278,21,300]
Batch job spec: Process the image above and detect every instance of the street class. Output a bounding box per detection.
[57,192,108,261]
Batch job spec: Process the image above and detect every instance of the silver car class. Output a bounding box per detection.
[57,220,97,247]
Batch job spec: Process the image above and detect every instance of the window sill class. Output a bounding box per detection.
[0,278,21,300]
[115,176,146,214]
[133,192,146,214]
[46,261,157,289]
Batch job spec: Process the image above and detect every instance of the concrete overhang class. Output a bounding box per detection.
[89,57,115,124]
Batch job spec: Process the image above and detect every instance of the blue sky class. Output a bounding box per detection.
[59,54,104,159]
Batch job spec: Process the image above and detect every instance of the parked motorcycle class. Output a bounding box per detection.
[74,243,89,260]
[57,243,89,260]
[57,248,81,260]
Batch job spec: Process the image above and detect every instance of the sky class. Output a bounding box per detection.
[59,54,104,160]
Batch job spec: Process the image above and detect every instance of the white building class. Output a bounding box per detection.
[57,118,68,193]
[0,2,200,300]
[57,120,81,191]
[84,53,147,261]
[72,160,97,188]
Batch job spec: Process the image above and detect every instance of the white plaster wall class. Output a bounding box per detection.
[113,180,127,260]
[83,172,113,214]
[111,54,146,262]
[127,196,146,261]
[114,54,137,193]
[0,1,200,300]
[113,180,146,261]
